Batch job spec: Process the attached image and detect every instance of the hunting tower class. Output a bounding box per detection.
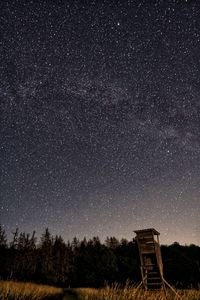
[134,228,164,290]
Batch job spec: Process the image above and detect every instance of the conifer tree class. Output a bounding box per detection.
[0,225,7,248]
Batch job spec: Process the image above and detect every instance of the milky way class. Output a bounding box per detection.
[1,0,200,245]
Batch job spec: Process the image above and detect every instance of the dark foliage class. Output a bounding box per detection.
[0,225,199,288]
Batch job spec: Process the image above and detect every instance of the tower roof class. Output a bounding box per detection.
[134,228,160,235]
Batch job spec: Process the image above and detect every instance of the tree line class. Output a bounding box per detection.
[0,226,199,288]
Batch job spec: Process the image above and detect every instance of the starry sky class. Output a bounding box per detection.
[1,0,200,245]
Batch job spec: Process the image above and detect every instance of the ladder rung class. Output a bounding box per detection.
[146,241,154,244]
[147,282,162,285]
[148,279,161,282]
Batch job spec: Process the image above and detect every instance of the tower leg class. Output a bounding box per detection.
[161,280,167,299]
[133,274,147,296]
[163,279,180,298]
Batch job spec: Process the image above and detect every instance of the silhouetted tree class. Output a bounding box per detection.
[0,225,7,248]
[0,225,8,279]
[37,228,54,284]
[105,236,120,249]
[10,228,19,249]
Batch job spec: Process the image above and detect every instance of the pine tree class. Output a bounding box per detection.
[0,225,7,248]
[38,228,54,283]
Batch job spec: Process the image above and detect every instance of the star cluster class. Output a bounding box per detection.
[0,0,200,245]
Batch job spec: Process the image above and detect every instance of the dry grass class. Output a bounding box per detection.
[76,283,200,300]
[0,280,63,300]
[0,281,199,300]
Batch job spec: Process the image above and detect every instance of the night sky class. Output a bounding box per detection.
[1,0,200,245]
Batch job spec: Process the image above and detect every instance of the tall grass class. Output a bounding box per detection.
[0,281,199,300]
[0,280,63,300]
[76,283,200,300]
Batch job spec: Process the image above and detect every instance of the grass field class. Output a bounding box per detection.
[76,285,200,300]
[0,280,63,300]
[0,281,200,300]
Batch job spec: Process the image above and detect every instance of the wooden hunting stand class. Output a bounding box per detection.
[134,228,179,297]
